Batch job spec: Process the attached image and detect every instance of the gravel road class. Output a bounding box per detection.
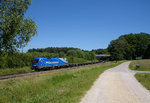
[80,62,150,103]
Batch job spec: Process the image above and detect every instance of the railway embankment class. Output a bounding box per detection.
[0,62,101,80]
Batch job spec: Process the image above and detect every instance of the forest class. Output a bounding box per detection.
[108,32,150,60]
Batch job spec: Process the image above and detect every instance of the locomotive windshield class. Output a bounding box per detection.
[33,59,39,64]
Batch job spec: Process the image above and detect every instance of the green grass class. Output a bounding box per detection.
[135,73,150,90]
[129,59,150,71]
[0,61,124,103]
[0,67,33,76]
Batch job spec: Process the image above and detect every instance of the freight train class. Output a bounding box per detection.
[31,57,101,71]
[31,58,68,70]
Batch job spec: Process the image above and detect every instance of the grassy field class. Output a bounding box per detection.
[129,59,150,71]
[0,61,124,103]
[0,67,33,76]
[135,73,150,90]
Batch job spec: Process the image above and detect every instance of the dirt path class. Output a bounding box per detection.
[80,62,150,103]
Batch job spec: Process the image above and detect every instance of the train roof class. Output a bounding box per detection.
[34,58,66,59]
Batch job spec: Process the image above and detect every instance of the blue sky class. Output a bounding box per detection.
[24,0,150,52]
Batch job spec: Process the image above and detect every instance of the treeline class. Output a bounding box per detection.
[28,47,96,63]
[91,48,109,55]
[0,48,97,69]
[28,47,83,54]
[28,47,108,55]
[108,32,150,60]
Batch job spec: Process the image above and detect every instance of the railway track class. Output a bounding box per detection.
[0,61,103,80]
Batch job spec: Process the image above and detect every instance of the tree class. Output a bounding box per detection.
[76,49,85,58]
[134,33,150,57]
[0,0,37,53]
[108,37,126,61]
[144,44,150,59]
[89,52,96,61]
[92,48,109,54]
[108,32,150,60]
[67,50,77,57]
[59,52,65,58]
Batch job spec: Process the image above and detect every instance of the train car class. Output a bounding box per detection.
[31,58,68,70]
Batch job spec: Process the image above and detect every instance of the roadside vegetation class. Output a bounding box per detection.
[132,60,150,92]
[135,73,150,90]
[0,61,124,103]
[129,59,150,71]
[0,67,33,76]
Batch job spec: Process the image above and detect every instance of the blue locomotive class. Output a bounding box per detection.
[31,58,68,70]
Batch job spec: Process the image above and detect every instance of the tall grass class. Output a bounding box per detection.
[0,61,123,103]
[0,67,33,76]
[135,73,150,90]
[129,59,150,71]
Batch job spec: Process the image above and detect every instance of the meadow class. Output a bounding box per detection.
[129,59,150,71]
[0,61,123,103]
[131,59,150,92]
[135,73,150,91]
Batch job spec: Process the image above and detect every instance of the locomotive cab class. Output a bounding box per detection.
[31,58,39,70]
